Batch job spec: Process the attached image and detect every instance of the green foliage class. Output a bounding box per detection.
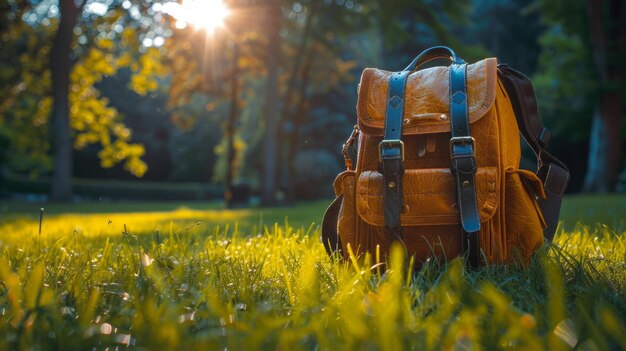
[0,4,53,176]
[0,201,624,349]
[0,2,166,178]
[64,14,167,178]
[165,20,252,186]
[532,1,596,142]
[532,0,626,191]
[533,0,625,142]
[0,124,10,169]
[0,173,223,201]
[70,45,146,178]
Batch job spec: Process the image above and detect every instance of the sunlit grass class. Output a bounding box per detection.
[0,208,251,243]
[0,200,329,242]
[0,198,624,350]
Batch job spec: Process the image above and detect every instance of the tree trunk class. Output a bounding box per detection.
[260,1,281,205]
[225,43,240,208]
[582,91,622,192]
[276,2,317,193]
[49,0,81,201]
[285,50,314,201]
[582,0,625,192]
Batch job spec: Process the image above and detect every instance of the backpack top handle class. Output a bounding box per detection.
[404,46,465,72]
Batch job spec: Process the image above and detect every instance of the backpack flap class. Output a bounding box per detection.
[356,58,498,136]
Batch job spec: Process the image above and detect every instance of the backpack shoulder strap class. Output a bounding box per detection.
[449,62,482,267]
[497,64,570,241]
[379,71,411,242]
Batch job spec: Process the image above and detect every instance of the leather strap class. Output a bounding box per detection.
[449,62,481,267]
[497,64,569,241]
[321,195,343,256]
[379,71,410,240]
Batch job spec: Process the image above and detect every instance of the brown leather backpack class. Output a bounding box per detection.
[322,46,569,266]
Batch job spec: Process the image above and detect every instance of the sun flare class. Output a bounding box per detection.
[166,0,230,33]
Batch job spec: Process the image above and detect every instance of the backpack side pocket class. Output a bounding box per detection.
[334,171,357,256]
[504,168,547,264]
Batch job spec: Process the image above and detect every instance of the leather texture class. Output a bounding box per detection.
[323,47,568,267]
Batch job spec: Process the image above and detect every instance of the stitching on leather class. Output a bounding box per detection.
[360,192,491,196]
[455,163,467,228]
[467,59,495,122]
[458,64,486,231]
[463,63,481,230]
[357,70,368,122]
[450,64,467,230]
[449,65,454,132]
[358,171,498,198]
[545,164,553,190]
[363,211,465,219]
[362,69,388,123]
[469,173,480,228]
[402,156,500,160]
[479,59,497,112]
[361,68,375,122]
[365,170,371,213]
[462,64,471,133]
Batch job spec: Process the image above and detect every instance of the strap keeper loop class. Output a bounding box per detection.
[451,155,477,175]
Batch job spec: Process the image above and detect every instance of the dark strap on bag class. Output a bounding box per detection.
[379,71,411,241]
[322,195,343,256]
[448,62,481,267]
[498,64,570,241]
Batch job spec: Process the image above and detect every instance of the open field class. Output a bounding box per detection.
[0,195,625,350]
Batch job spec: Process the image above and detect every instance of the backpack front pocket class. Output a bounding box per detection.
[356,167,499,226]
[353,167,500,264]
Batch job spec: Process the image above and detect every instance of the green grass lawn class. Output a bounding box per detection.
[0,195,624,350]
[0,199,331,232]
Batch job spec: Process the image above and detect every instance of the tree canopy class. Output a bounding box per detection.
[1,0,624,201]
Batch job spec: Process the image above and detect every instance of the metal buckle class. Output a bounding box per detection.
[341,125,359,155]
[379,139,404,161]
[449,136,475,158]
[342,125,360,170]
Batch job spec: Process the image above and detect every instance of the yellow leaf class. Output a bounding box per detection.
[24,261,44,309]
[96,38,115,50]
[117,53,132,67]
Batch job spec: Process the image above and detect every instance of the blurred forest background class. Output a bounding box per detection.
[0,0,624,206]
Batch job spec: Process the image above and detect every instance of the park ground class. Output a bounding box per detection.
[0,195,624,350]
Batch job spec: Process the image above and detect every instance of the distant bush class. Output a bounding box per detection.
[1,172,223,201]
[292,150,341,199]
[0,125,9,170]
